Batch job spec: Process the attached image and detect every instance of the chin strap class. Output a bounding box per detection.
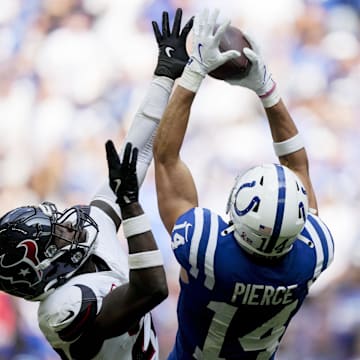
[220,223,235,236]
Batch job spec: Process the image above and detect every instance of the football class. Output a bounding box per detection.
[209,25,252,81]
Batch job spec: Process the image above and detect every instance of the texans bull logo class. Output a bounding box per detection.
[0,239,43,287]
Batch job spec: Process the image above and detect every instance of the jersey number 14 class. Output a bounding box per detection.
[194,300,298,359]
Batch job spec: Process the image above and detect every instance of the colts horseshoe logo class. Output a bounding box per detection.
[234,181,260,216]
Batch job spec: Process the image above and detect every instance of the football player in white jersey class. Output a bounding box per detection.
[153,9,334,360]
[0,8,193,360]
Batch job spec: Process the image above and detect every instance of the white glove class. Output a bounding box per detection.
[226,34,280,108]
[178,8,240,93]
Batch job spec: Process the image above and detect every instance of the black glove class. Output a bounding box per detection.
[152,8,194,80]
[106,141,139,207]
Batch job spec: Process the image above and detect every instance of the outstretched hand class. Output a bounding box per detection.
[152,8,194,80]
[226,33,277,100]
[186,8,240,76]
[106,141,139,207]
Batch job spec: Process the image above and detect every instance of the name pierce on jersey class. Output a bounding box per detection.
[231,283,298,305]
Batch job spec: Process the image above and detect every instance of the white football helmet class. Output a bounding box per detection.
[227,164,308,258]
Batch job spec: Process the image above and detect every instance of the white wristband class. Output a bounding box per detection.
[178,67,205,93]
[128,250,164,269]
[273,134,304,157]
[122,214,151,238]
[259,80,281,108]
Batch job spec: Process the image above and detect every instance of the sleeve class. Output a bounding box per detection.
[91,76,174,215]
[171,208,196,270]
[38,284,100,344]
[303,213,335,286]
[171,207,217,278]
[172,208,227,291]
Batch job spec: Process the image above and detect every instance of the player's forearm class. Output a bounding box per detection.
[121,202,168,297]
[121,202,160,254]
[90,77,174,210]
[129,76,174,135]
[121,203,158,252]
[153,85,196,164]
[121,76,174,185]
[265,100,318,211]
[265,99,309,171]
[265,99,298,142]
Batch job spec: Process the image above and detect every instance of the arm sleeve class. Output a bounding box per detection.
[92,76,174,216]
[305,213,335,287]
[38,284,99,343]
[171,208,197,270]
[37,284,101,359]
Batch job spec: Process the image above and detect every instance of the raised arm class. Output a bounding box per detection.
[265,101,318,214]
[225,34,318,214]
[89,141,168,339]
[153,83,199,234]
[90,8,194,229]
[154,9,240,233]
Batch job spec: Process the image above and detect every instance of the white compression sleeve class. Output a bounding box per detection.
[91,76,174,211]
[120,76,174,186]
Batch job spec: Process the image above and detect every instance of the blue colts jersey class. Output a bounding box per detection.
[168,207,334,360]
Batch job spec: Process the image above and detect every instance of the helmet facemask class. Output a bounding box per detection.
[227,164,309,259]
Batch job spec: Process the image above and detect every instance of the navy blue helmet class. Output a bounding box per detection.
[0,202,98,300]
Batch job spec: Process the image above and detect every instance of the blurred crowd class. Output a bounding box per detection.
[0,0,359,359]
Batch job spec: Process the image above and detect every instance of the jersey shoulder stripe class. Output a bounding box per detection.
[203,210,219,290]
[308,214,334,269]
[188,207,204,278]
[58,284,98,342]
[172,207,224,289]
[301,213,334,285]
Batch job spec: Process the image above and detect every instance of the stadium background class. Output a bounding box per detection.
[0,0,359,358]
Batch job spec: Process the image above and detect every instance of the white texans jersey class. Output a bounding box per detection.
[38,206,159,360]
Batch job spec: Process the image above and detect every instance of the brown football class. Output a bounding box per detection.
[209,25,252,81]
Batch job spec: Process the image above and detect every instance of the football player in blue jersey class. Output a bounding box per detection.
[0,9,193,360]
[153,8,334,360]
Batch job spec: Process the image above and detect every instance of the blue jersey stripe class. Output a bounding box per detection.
[308,214,331,271]
[320,220,334,263]
[301,226,311,239]
[266,164,286,252]
[305,222,324,281]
